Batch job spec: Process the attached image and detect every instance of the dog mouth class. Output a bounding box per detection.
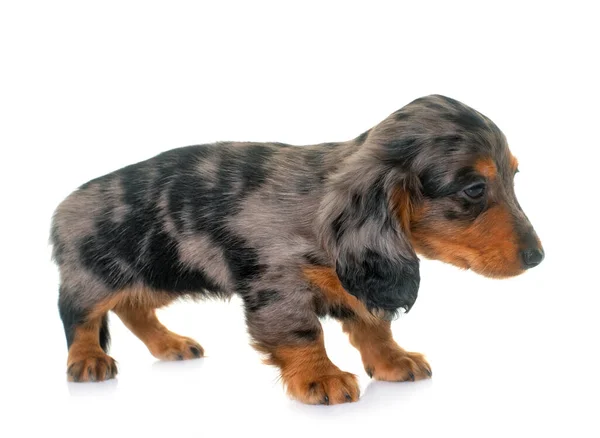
[450,250,522,277]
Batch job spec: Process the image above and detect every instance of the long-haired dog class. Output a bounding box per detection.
[51,95,543,404]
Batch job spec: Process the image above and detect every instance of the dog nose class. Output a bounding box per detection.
[520,248,544,269]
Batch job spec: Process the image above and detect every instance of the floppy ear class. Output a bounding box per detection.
[317,154,420,318]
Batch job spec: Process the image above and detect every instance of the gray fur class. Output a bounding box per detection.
[51,94,533,351]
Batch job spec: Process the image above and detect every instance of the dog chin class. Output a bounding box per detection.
[470,266,526,279]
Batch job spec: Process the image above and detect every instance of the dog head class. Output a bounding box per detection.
[318,95,543,317]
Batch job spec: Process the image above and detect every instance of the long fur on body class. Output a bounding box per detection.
[51,95,543,403]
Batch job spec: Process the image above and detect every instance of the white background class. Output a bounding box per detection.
[1,1,599,437]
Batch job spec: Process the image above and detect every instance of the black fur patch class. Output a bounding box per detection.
[145,145,265,294]
[59,292,110,352]
[239,144,275,193]
[296,172,318,195]
[245,289,281,313]
[355,129,370,145]
[336,249,420,314]
[293,329,320,341]
[443,209,460,220]
[77,144,268,296]
[382,137,419,168]
[58,290,86,348]
[79,235,133,290]
[331,213,344,243]
[332,181,390,244]
[444,108,488,131]
[433,134,464,148]
[302,149,328,183]
[430,95,470,113]
[304,253,327,266]
[99,314,110,352]
[394,110,411,121]
[421,165,486,199]
[143,229,221,293]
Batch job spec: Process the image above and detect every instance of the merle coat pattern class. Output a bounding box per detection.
[51,95,543,404]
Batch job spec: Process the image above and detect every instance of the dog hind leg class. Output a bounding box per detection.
[59,286,118,382]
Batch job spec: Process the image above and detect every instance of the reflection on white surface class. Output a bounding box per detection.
[67,377,119,397]
[150,357,206,373]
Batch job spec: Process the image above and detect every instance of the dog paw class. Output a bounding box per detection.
[285,369,360,405]
[365,351,431,382]
[149,335,204,361]
[67,353,118,382]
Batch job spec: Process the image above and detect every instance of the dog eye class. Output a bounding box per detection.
[464,183,485,199]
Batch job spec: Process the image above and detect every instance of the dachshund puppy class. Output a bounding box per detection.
[51,95,544,404]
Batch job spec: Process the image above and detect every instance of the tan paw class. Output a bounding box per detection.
[67,352,118,382]
[148,334,204,361]
[285,368,360,405]
[366,351,432,382]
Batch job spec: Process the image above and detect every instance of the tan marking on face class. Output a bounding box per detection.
[474,157,497,179]
[509,154,519,172]
[391,186,414,233]
[411,202,524,278]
